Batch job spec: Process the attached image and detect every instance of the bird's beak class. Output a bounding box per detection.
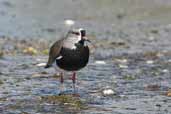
[85,39,91,43]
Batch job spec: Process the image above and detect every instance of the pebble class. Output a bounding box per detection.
[36,63,46,67]
[102,89,115,96]
[119,64,128,69]
[64,19,75,26]
[162,69,169,73]
[95,61,106,65]
[146,60,154,64]
[23,47,38,55]
[148,36,155,41]
[115,59,127,63]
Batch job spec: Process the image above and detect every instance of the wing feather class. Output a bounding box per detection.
[45,38,64,68]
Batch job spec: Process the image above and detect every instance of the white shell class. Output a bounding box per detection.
[64,19,75,26]
[95,61,106,64]
[102,89,115,95]
[36,63,46,67]
[146,60,154,64]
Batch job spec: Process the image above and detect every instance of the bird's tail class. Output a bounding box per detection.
[44,64,52,68]
[44,56,55,68]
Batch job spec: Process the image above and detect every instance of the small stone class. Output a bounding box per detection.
[162,69,169,73]
[119,64,128,69]
[156,52,164,57]
[23,47,38,55]
[0,80,4,85]
[0,51,3,58]
[150,29,159,34]
[148,36,155,41]
[115,59,127,63]
[124,75,136,80]
[156,104,161,107]
[42,49,49,55]
[41,71,48,74]
[95,61,106,65]
[64,19,75,26]
[145,84,160,91]
[102,89,115,96]
[36,63,46,67]
[44,28,56,33]
[166,89,171,97]
[146,60,154,64]
[32,73,42,77]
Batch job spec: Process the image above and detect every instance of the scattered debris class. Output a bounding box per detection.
[166,89,171,97]
[124,75,136,80]
[23,47,38,55]
[150,29,159,34]
[41,95,85,109]
[145,84,160,91]
[116,13,126,20]
[168,59,171,62]
[146,60,154,64]
[162,69,169,73]
[95,61,106,65]
[36,63,46,67]
[0,51,3,58]
[102,89,115,96]
[43,28,56,33]
[31,73,42,78]
[148,36,155,41]
[143,51,161,59]
[115,58,128,63]
[155,104,162,111]
[0,80,4,85]
[42,49,49,55]
[118,64,128,69]
[110,41,126,47]
[64,19,75,26]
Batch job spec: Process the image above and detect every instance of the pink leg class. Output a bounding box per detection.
[72,72,76,93]
[60,72,64,84]
[72,72,76,84]
[59,72,64,94]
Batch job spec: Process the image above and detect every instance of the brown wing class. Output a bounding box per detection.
[45,38,64,68]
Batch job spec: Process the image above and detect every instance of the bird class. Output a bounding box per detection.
[45,28,91,94]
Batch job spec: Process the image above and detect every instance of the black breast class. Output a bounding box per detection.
[56,44,89,71]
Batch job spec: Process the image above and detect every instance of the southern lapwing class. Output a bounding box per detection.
[45,28,90,94]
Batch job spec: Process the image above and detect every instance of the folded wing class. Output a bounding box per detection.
[45,39,64,68]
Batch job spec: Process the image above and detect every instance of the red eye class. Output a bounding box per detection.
[75,32,80,35]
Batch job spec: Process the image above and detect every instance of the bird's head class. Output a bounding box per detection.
[67,28,91,44]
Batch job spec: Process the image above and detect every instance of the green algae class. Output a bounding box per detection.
[123,75,136,80]
[41,95,87,110]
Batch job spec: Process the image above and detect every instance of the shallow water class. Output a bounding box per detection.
[0,53,171,114]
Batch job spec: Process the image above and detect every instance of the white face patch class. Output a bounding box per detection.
[63,28,86,50]
[63,35,81,50]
